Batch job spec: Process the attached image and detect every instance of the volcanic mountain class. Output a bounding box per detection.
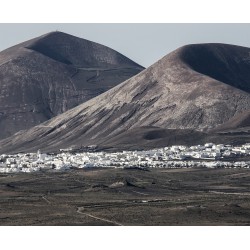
[0,31,143,139]
[1,43,250,153]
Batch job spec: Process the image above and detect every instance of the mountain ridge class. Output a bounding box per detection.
[1,43,250,153]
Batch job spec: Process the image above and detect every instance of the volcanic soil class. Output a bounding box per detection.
[1,168,250,225]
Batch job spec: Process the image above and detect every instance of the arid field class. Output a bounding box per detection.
[1,167,250,225]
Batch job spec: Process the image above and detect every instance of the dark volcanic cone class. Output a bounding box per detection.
[1,43,250,153]
[0,31,143,139]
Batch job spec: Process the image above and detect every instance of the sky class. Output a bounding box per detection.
[1,23,250,67]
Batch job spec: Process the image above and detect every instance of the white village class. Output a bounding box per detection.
[1,142,250,173]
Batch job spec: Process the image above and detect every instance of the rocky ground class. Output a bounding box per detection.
[1,167,250,225]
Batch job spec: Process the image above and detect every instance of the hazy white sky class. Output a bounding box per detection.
[1,23,250,67]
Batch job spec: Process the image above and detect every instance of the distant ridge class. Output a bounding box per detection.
[1,43,250,153]
[0,31,144,139]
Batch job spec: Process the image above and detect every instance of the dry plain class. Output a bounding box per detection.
[1,167,250,225]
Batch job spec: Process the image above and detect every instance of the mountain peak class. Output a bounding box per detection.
[25,31,143,68]
[177,43,250,92]
[0,32,143,140]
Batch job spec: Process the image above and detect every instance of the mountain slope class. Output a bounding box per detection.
[1,43,250,153]
[0,31,143,139]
